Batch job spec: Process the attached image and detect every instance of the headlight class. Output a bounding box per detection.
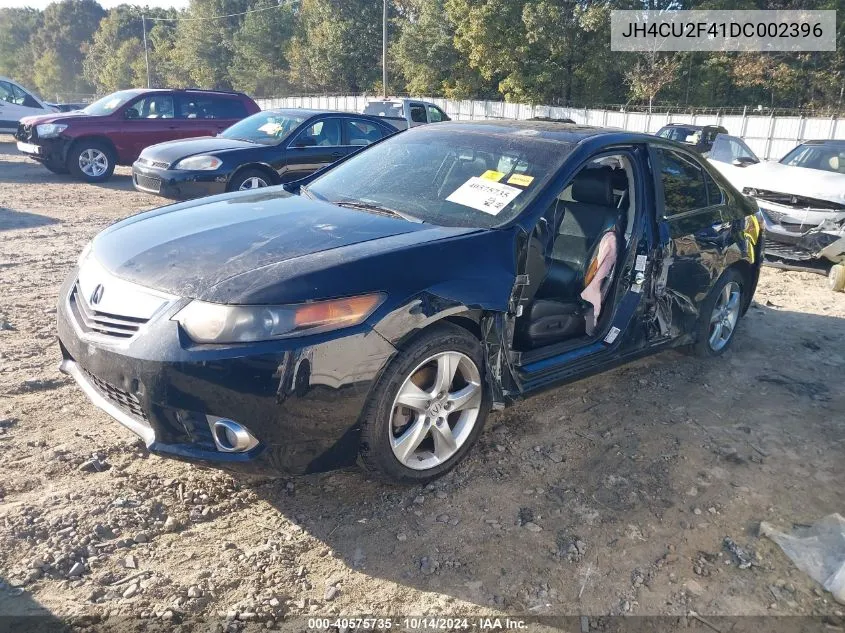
[173,155,222,171]
[174,293,385,343]
[36,123,68,138]
[77,241,92,268]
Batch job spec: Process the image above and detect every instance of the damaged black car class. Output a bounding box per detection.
[56,121,763,483]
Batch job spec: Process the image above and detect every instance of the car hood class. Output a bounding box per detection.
[743,162,845,205]
[89,190,479,301]
[139,137,261,163]
[19,110,96,126]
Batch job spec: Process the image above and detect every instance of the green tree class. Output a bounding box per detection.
[0,8,41,82]
[393,0,494,98]
[171,0,250,90]
[288,0,383,93]
[230,0,295,96]
[31,0,106,96]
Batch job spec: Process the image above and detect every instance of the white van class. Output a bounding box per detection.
[0,77,56,133]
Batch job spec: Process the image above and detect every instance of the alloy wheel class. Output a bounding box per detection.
[708,281,741,351]
[389,351,483,471]
[78,149,109,177]
[238,177,268,190]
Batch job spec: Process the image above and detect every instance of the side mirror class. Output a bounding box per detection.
[732,157,757,167]
[124,109,139,120]
[294,136,317,148]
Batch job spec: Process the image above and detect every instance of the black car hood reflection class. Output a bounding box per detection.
[91,190,479,301]
[141,137,261,163]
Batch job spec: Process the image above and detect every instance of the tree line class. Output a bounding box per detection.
[1,0,843,111]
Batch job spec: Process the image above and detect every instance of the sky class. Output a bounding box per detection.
[0,0,189,8]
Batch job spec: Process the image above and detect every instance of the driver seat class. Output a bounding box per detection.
[517,167,621,349]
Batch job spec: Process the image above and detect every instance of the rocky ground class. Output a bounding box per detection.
[1,136,844,631]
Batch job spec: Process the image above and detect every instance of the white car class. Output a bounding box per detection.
[361,98,450,130]
[709,136,845,287]
[0,77,57,133]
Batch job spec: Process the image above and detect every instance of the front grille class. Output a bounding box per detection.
[134,173,162,193]
[16,123,35,142]
[69,283,148,339]
[82,368,148,421]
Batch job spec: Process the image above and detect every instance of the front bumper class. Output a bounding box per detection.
[14,132,69,165]
[132,162,228,200]
[757,201,845,265]
[56,267,397,475]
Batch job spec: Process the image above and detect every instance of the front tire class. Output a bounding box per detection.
[359,324,490,484]
[828,264,845,292]
[228,169,272,192]
[692,269,744,357]
[68,140,115,183]
[43,160,69,175]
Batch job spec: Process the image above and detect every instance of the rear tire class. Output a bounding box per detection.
[691,269,744,357]
[68,140,115,183]
[358,324,490,484]
[828,264,845,292]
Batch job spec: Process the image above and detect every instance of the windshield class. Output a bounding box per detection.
[219,111,306,145]
[657,127,699,144]
[780,144,845,174]
[363,102,404,118]
[82,90,140,116]
[306,127,573,228]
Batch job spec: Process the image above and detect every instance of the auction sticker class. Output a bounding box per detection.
[447,177,522,215]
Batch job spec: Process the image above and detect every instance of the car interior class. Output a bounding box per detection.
[514,153,636,351]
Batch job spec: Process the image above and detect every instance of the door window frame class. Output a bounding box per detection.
[122,92,177,120]
[288,116,343,148]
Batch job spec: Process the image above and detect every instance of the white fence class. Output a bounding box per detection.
[256,95,845,161]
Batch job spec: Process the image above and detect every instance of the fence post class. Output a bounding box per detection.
[764,111,776,160]
[797,115,806,144]
[829,115,837,140]
[740,106,748,139]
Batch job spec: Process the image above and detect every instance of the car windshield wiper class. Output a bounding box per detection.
[332,200,423,223]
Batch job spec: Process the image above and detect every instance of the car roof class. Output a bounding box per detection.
[799,139,845,147]
[412,119,650,144]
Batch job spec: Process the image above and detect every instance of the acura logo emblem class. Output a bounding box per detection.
[90,284,104,305]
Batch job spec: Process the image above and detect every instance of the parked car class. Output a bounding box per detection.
[14,88,259,182]
[704,133,761,190]
[362,98,449,129]
[57,121,762,482]
[46,102,88,113]
[655,123,728,154]
[132,109,398,199]
[0,76,57,132]
[730,139,845,289]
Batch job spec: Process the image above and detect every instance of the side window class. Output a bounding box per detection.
[409,104,427,123]
[345,119,383,146]
[0,81,14,104]
[125,95,175,119]
[292,118,341,147]
[655,147,709,216]
[427,105,442,123]
[12,84,39,108]
[178,96,211,119]
[212,97,247,119]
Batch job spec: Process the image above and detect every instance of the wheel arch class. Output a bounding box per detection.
[226,163,279,191]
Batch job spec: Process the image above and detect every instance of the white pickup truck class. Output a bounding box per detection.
[361,98,450,130]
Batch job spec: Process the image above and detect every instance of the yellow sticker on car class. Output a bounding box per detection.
[507,174,534,187]
[480,170,505,182]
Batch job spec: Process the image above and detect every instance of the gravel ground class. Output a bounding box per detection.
[1,135,845,630]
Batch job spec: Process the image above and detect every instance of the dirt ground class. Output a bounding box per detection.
[1,135,844,630]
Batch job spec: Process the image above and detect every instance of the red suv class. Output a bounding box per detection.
[15,88,260,183]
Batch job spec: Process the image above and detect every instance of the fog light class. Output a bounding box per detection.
[207,416,259,453]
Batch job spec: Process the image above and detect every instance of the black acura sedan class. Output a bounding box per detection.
[131,108,398,199]
[58,121,762,483]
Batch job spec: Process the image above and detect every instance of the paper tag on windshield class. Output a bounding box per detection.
[446,177,522,215]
